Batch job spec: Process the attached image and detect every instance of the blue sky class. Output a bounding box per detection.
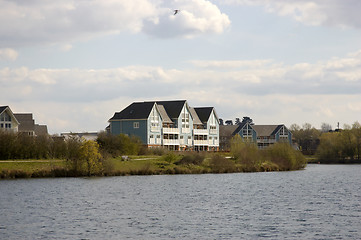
[1,0,360,134]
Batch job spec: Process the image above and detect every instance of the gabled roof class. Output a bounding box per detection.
[252,125,283,136]
[233,122,249,134]
[0,106,20,125]
[194,107,213,123]
[219,125,239,138]
[109,102,156,121]
[156,100,187,119]
[157,104,172,124]
[0,106,8,114]
[189,107,202,125]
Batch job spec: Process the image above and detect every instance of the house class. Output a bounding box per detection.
[0,106,19,132]
[220,122,292,150]
[108,100,219,151]
[14,113,48,136]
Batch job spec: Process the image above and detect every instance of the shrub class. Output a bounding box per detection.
[208,154,236,173]
[162,152,179,163]
[264,143,306,171]
[175,152,205,165]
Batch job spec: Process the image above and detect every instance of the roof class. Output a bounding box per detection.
[219,125,239,138]
[14,113,35,132]
[194,107,213,123]
[189,107,202,125]
[252,125,283,136]
[109,102,156,121]
[0,106,8,114]
[157,104,172,124]
[1,106,20,125]
[156,100,187,119]
[35,124,48,135]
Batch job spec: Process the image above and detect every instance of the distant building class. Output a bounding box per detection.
[14,113,48,136]
[109,100,220,151]
[220,122,292,150]
[0,106,19,132]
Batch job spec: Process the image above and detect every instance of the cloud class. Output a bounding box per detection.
[0,0,230,48]
[0,48,18,61]
[2,50,361,133]
[220,0,361,28]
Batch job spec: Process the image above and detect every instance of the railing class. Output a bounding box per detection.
[209,129,218,135]
[257,139,276,144]
[194,140,209,145]
[163,127,179,134]
[181,128,190,134]
[194,129,208,135]
[163,139,180,145]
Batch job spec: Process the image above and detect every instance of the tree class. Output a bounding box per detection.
[79,140,103,176]
[321,123,332,133]
[352,121,361,161]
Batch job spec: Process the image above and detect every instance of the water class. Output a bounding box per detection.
[1,164,360,239]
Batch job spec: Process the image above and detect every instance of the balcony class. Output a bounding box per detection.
[163,127,179,134]
[209,129,218,135]
[257,139,276,144]
[194,140,209,145]
[163,139,180,145]
[194,129,208,135]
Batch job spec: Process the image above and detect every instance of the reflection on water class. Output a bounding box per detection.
[1,164,361,239]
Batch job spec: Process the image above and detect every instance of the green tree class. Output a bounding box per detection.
[79,140,103,176]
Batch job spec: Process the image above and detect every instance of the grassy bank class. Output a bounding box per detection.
[0,151,306,179]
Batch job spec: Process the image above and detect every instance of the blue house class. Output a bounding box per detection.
[109,100,220,151]
[220,122,292,150]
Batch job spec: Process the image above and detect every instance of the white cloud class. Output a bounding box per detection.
[1,50,361,133]
[219,0,361,28]
[0,0,230,48]
[0,48,18,61]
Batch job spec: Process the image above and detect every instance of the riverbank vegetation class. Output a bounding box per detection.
[0,130,307,179]
[291,121,361,163]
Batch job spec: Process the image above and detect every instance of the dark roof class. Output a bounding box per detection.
[194,107,213,123]
[0,106,8,114]
[156,100,187,119]
[109,102,156,121]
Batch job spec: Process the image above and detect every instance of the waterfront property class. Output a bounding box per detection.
[108,100,220,151]
[220,122,292,150]
[0,106,19,132]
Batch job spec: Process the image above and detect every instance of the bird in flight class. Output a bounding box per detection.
[174,9,180,15]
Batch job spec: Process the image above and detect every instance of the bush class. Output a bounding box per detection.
[175,152,205,165]
[264,143,306,171]
[162,152,179,163]
[97,132,141,157]
[208,154,236,173]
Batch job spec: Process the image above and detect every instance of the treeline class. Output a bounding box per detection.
[0,130,143,176]
[290,121,361,163]
[316,122,361,163]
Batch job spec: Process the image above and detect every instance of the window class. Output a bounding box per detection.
[133,122,139,129]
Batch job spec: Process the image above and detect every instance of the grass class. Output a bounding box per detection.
[0,151,307,179]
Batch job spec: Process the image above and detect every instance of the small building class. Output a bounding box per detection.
[0,106,19,132]
[220,122,292,150]
[108,100,220,151]
[14,113,48,136]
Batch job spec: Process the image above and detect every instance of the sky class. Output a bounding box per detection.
[1,0,361,134]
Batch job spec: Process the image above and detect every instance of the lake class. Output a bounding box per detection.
[1,164,361,239]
